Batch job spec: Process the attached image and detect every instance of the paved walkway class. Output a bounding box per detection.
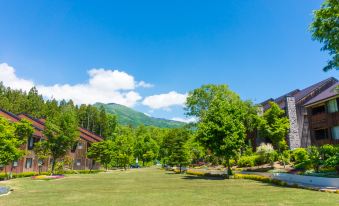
[240,171,339,190]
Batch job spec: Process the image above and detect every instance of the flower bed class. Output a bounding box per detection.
[31,175,64,180]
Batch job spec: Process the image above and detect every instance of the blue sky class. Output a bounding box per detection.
[0,0,337,121]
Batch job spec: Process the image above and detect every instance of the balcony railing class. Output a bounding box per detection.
[309,111,339,129]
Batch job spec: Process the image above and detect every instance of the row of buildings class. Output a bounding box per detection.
[257,77,339,149]
[0,109,103,174]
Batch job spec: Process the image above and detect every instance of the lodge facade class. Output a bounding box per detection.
[257,77,339,149]
[0,109,103,174]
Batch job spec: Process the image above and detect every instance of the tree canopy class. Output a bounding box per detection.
[310,0,339,71]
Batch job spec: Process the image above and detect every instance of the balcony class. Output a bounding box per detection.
[309,111,339,129]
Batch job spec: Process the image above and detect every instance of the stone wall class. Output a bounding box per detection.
[285,97,301,149]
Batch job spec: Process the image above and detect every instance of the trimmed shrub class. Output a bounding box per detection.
[0,170,103,181]
[234,174,287,186]
[320,144,337,160]
[292,148,309,164]
[324,153,339,174]
[186,170,226,178]
[238,155,258,167]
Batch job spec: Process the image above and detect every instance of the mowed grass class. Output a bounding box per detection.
[0,167,338,206]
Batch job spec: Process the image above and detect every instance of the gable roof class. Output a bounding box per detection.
[260,77,338,110]
[0,108,21,122]
[304,82,339,107]
[294,77,338,104]
[17,113,103,143]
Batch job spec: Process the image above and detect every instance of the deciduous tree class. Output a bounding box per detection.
[310,0,339,71]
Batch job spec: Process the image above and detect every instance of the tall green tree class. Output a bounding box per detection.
[113,127,134,170]
[187,85,248,177]
[259,102,290,152]
[0,117,33,178]
[134,126,159,166]
[310,0,339,71]
[43,105,79,175]
[26,87,45,118]
[33,141,50,174]
[167,129,191,173]
[87,140,115,170]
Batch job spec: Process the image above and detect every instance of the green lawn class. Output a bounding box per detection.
[0,167,338,206]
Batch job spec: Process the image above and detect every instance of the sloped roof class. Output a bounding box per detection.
[18,113,103,142]
[294,77,338,103]
[260,77,338,110]
[304,82,339,107]
[0,108,21,122]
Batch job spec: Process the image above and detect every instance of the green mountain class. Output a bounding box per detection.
[93,102,186,128]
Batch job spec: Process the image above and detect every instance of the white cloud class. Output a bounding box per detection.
[0,63,34,91]
[142,91,187,110]
[171,117,197,123]
[88,69,136,91]
[0,63,145,107]
[137,81,154,88]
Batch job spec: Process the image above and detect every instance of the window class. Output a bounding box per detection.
[27,136,35,150]
[312,105,326,115]
[12,160,18,167]
[331,126,339,140]
[77,142,83,150]
[25,158,33,169]
[76,159,81,166]
[327,99,338,113]
[38,159,44,166]
[314,129,329,140]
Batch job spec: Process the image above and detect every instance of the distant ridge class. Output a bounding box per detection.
[93,102,186,128]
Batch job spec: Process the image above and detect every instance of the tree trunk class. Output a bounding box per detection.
[39,166,42,175]
[9,163,13,180]
[179,164,182,173]
[51,159,56,176]
[90,160,94,172]
[226,158,231,179]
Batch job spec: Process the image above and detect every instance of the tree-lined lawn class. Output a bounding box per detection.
[0,167,338,206]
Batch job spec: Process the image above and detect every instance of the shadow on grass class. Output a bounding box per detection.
[165,172,178,175]
[181,175,226,181]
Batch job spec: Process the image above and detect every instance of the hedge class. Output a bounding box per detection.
[0,170,103,180]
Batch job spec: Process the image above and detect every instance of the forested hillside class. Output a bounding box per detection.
[94,103,185,128]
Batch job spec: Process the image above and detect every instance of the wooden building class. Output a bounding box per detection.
[0,109,103,174]
[257,77,338,149]
[304,82,339,146]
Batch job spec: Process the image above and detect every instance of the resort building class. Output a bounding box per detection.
[304,82,339,146]
[0,109,103,174]
[258,77,339,149]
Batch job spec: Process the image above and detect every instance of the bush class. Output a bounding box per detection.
[324,153,339,174]
[307,146,322,172]
[234,174,287,186]
[320,144,337,160]
[279,150,291,166]
[292,148,309,164]
[0,170,103,181]
[238,155,258,167]
[186,170,227,178]
[294,161,312,170]
[256,143,276,165]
